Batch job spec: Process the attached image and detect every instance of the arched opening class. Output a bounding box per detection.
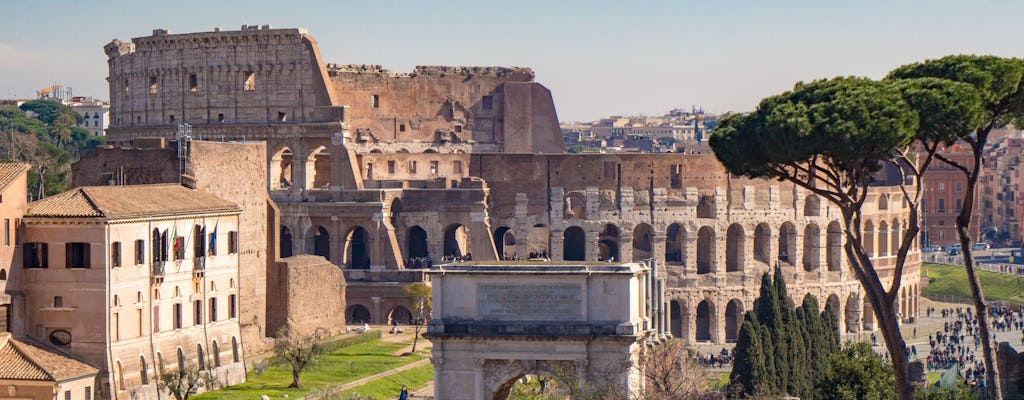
[197,344,206,370]
[270,147,294,190]
[345,226,371,269]
[389,198,403,227]
[696,226,715,274]
[696,300,713,342]
[725,299,743,343]
[598,224,620,262]
[877,193,889,210]
[527,224,551,258]
[494,371,571,400]
[862,301,875,330]
[280,225,293,258]
[779,222,796,265]
[493,227,516,258]
[212,341,221,368]
[827,221,843,271]
[140,355,149,385]
[388,305,413,325]
[696,195,715,218]
[804,194,821,216]
[156,353,164,377]
[0,269,6,280]
[864,220,876,257]
[307,146,331,189]
[563,226,586,261]
[665,223,686,264]
[878,220,890,257]
[803,223,821,272]
[177,347,185,371]
[407,226,429,259]
[231,337,240,363]
[726,224,744,272]
[826,294,841,324]
[891,219,901,256]
[632,223,653,261]
[443,224,470,259]
[754,223,771,265]
[313,226,330,260]
[115,360,125,390]
[670,300,683,338]
[347,304,372,324]
[845,294,860,333]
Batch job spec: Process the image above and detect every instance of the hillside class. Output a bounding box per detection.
[922,262,1024,305]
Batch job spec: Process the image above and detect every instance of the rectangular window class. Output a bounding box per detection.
[454,160,463,174]
[209,298,218,322]
[670,165,683,188]
[23,242,48,268]
[218,113,225,123]
[388,160,396,174]
[193,300,202,325]
[399,124,406,132]
[243,71,255,91]
[409,161,417,174]
[228,294,237,319]
[938,182,945,191]
[228,231,239,254]
[64,390,71,400]
[956,199,962,212]
[278,112,287,122]
[135,240,145,265]
[111,242,122,268]
[4,218,9,246]
[112,312,119,341]
[85,386,92,400]
[189,74,198,93]
[149,76,158,95]
[938,198,945,212]
[482,95,493,110]
[955,182,963,192]
[454,125,462,133]
[137,309,143,336]
[66,243,90,269]
[172,303,182,329]
[371,94,380,108]
[430,161,438,175]
[169,115,175,123]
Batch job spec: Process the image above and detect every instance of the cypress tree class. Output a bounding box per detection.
[731,312,767,395]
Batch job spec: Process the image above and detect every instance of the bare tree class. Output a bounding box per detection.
[637,339,707,400]
[271,326,327,389]
[401,283,431,352]
[157,366,217,400]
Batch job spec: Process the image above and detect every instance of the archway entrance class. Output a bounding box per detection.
[444,224,470,259]
[280,226,293,258]
[598,224,620,262]
[696,300,712,342]
[347,304,371,324]
[725,299,743,343]
[495,372,571,400]
[312,226,330,260]
[665,223,685,264]
[407,226,428,259]
[494,227,516,258]
[307,146,330,189]
[345,226,370,269]
[270,147,293,190]
[388,306,413,325]
[563,226,586,261]
[670,300,683,338]
[632,223,653,261]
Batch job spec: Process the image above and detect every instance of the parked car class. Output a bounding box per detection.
[923,245,942,252]
[972,243,990,251]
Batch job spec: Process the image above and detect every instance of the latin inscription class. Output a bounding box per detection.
[477,283,581,321]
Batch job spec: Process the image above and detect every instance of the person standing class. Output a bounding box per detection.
[399,385,409,400]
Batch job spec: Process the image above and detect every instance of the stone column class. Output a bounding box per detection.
[474,359,485,400]
[550,230,564,261]
[684,236,697,273]
[370,296,382,324]
[620,233,633,262]
[652,234,667,266]
[587,230,600,262]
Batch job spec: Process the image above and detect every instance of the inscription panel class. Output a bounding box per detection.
[477,283,581,321]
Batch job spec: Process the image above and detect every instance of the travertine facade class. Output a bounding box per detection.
[99,26,922,350]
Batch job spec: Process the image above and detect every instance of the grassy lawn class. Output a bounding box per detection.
[194,339,422,400]
[333,363,434,400]
[922,263,1024,305]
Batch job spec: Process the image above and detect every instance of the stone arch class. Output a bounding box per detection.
[423,149,437,153]
[878,193,889,210]
[490,361,575,400]
[280,225,293,258]
[804,194,821,216]
[725,299,743,343]
[407,226,429,259]
[665,223,686,264]
[891,218,901,255]
[779,222,796,265]
[140,355,149,384]
[389,198,403,227]
[197,343,206,370]
[632,223,653,261]
[697,226,715,274]
[598,224,620,262]
[115,360,125,390]
[311,226,330,260]
[863,220,876,257]
[878,220,890,257]
[269,146,293,190]
[177,347,185,371]
[670,300,684,338]
[754,223,771,265]
[696,195,715,218]
[527,224,550,257]
[564,191,586,220]
[0,268,5,280]
[307,145,331,189]
[726,224,744,272]
[844,294,860,333]
[444,223,470,258]
[347,304,372,324]
[388,305,413,325]
[826,294,841,323]
[493,226,515,258]
[803,223,821,272]
[563,226,586,261]
[695,299,714,342]
[344,226,371,269]
[827,221,843,271]
[212,340,221,368]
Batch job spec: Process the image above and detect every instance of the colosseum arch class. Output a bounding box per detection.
[844,294,860,333]
[827,221,842,271]
[269,146,294,190]
[347,304,372,323]
[493,226,516,258]
[528,224,551,257]
[599,224,620,262]
[753,223,771,265]
[563,226,586,261]
[878,193,889,210]
[803,223,821,272]
[670,300,685,339]
[407,226,429,259]
[444,224,470,258]
[388,305,413,325]
[863,220,876,257]
[695,299,715,342]
[726,224,745,272]
[665,223,686,264]
[632,223,653,261]
[826,294,841,323]
[725,299,744,343]
[778,222,797,265]
[280,225,294,258]
[878,220,890,256]
[307,145,331,189]
[863,300,876,331]
[696,226,715,274]
[309,226,331,260]
[804,194,821,216]
[344,226,371,269]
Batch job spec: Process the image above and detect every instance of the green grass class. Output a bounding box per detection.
[334,363,434,400]
[922,263,1024,305]
[194,339,422,400]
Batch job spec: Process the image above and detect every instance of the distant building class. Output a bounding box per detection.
[0,333,98,400]
[69,97,109,136]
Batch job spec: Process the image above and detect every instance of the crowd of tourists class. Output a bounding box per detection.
[405,257,433,269]
[923,305,1023,388]
[500,251,551,261]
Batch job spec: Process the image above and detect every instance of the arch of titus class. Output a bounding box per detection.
[97,26,922,348]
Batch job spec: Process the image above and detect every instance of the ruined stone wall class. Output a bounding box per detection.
[267,255,346,337]
[71,145,179,187]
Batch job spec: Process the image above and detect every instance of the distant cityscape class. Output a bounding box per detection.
[560,107,724,154]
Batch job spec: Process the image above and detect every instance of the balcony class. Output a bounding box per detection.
[193,257,206,278]
[151,261,166,284]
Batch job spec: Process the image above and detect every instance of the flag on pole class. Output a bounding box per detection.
[209,220,218,256]
[172,224,180,257]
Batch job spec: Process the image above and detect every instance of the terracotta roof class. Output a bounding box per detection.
[27,183,241,219]
[0,162,29,193]
[0,334,98,382]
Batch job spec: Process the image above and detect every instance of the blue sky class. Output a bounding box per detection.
[1,0,1022,121]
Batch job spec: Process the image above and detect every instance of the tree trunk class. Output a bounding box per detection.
[411,323,421,353]
[290,369,302,388]
[957,228,1003,400]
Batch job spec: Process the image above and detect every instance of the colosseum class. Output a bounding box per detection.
[97,25,921,346]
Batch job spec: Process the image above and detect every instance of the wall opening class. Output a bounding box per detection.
[563,226,586,261]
